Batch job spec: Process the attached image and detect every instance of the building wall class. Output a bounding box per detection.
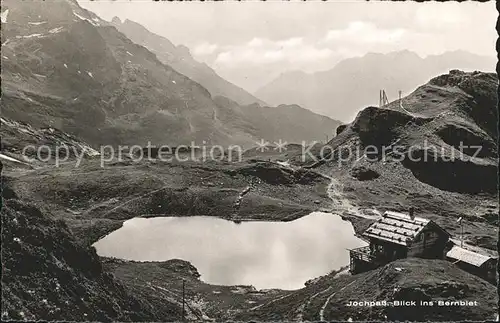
[407,225,448,259]
[370,239,407,263]
[350,254,378,274]
[448,259,497,285]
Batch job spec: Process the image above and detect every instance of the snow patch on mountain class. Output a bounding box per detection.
[73,11,100,26]
[16,34,44,39]
[28,21,47,26]
[1,9,9,23]
[49,27,64,34]
[0,153,25,164]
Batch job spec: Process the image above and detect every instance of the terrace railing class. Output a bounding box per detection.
[349,245,373,263]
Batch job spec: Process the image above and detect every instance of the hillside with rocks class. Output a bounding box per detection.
[212,96,340,144]
[1,0,497,321]
[1,116,100,169]
[1,0,337,149]
[292,70,498,251]
[4,157,332,244]
[111,17,266,107]
[234,258,497,321]
[256,50,496,122]
[1,70,497,321]
[1,190,181,321]
[100,257,290,321]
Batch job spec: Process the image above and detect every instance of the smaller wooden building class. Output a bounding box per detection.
[349,210,450,274]
[446,245,497,284]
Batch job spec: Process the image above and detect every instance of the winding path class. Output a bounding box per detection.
[318,278,358,321]
[295,284,335,321]
[325,175,381,220]
[293,173,371,321]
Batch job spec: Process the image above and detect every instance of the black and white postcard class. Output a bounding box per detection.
[1,0,498,322]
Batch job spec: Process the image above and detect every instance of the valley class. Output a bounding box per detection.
[2,70,498,318]
[0,0,340,149]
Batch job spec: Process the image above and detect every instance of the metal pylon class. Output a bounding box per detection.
[379,90,389,107]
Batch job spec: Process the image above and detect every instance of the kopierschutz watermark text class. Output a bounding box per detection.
[19,139,483,168]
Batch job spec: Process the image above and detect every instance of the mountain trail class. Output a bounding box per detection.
[318,278,359,321]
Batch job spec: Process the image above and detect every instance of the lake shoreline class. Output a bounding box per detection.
[94,212,367,290]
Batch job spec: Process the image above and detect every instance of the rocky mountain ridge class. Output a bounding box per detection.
[1,193,181,321]
[111,17,267,107]
[256,50,496,122]
[291,70,498,251]
[1,0,338,149]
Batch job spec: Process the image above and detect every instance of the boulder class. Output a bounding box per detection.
[350,166,380,181]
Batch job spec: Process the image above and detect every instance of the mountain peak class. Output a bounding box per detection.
[121,18,144,29]
[112,17,265,106]
[389,49,421,59]
[363,50,421,60]
[111,16,122,25]
[176,44,192,58]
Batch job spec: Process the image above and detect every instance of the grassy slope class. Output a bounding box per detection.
[5,158,332,244]
[234,258,497,321]
[2,69,497,321]
[1,191,180,321]
[289,71,498,251]
[101,258,288,321]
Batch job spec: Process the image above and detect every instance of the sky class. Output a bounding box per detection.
[79,0,497,92]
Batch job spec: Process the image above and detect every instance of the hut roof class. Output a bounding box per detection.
[446,246,494,267]
[362,211,432,246]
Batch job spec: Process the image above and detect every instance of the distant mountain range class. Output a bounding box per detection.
[255,50,496,122]
[0,0,339,148]
[111,17,266,107]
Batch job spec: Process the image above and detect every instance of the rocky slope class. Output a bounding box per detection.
[1,0,221,146]
[1,116,100,168]
[1,0,338,148]
[101,257,287,321]
[0,112,334,321]
[213,96,341,144]
[291,70,498,251]
[256,50,496,122]
[2,70,497,320]
[1,187,181,321]
[1,2,497,320]
[0,120,336,322]
[111,17,266,107]
[5,157,331,244]
[233,258,497,321]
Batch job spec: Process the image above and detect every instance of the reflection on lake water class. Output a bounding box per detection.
[94,212,367,290]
